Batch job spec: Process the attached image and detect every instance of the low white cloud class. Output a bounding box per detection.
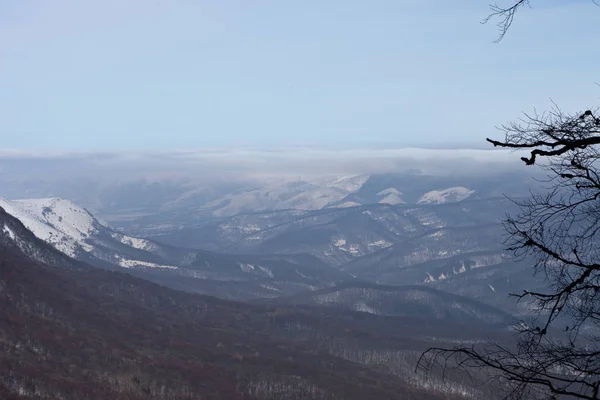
[0,147,532,182]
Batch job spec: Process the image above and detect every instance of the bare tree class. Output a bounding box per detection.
[418,2,600,399]
[420,107,600,399]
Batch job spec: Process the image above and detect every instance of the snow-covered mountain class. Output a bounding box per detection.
[196,177,477,216]
[196,175,370,217]
[2,170,542,232]
[376,188,405,205]
[0,203,81,268]
[0,197,186,269]
[0,197,102,257]
[417,186,475,204]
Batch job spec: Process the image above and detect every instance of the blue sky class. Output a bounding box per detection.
[1,0,599,150]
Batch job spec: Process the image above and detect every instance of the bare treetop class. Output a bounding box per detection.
[485,1,599,42]
[483,0,530,42]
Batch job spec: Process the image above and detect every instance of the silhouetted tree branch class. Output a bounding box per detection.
[483,0,530,42]
[486,108,600,165]
[418,108,600,398]
[484,1,599,42]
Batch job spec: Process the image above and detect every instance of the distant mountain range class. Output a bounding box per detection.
[1,171,539,231]
[0,194,541,318]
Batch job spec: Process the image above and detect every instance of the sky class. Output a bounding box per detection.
[1,0,599,150]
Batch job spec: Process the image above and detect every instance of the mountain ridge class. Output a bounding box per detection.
[258,281,513,325]
[0,198,359,300]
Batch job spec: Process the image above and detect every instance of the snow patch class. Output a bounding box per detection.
[239,263,256,273]
[258,265,274,278]
[114,233,152,251]
[430,230,444,238]
[2,224,15,240]
[117,257,177,269]
[333,238,347,247]
[221,223,261,233]
[294,269,314,280]
[348,244,360,255]
[368,240,392,249]
[333,238,361,255]
[260,284,283,292]
[354,302,379,314]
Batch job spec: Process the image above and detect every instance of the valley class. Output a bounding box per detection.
[0,171,541,398]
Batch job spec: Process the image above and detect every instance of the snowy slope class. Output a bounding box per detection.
[0,197,98,257]
[0,197,183,269]
[417,187,475,204]
[199,175,370,216]
[0,204,80,267]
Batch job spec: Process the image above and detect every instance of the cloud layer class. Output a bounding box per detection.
[0,147,532,182]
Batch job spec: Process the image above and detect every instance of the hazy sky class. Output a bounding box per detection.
[1,0,599,150]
